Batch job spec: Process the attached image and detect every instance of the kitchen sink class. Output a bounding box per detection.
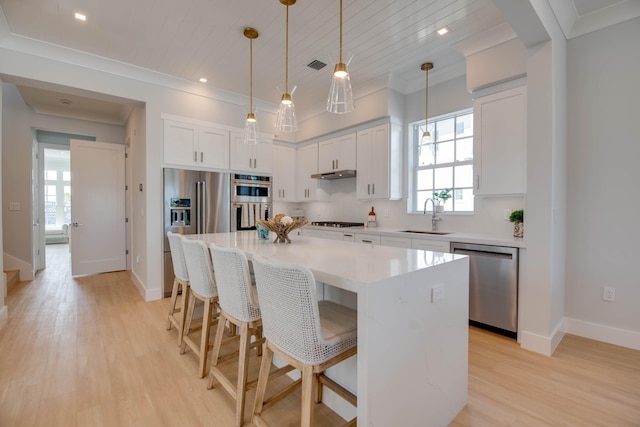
[398,230,452,235]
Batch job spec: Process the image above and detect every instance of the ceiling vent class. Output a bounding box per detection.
[307,59,327,71]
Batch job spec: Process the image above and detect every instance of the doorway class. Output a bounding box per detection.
[33,131,95,273]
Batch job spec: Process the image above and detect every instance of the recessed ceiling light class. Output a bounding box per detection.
[199,77,208,83]
[437,27,449,36]
[74,12,86,21]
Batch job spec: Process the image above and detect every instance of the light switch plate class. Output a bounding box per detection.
[9,202,20,211]
[431,284,444,303]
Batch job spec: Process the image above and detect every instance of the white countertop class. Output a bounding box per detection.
[303,225,526,248]
[185,231,464,293]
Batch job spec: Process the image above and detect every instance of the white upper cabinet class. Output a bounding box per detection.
[230,132,273,175]
[272,145,296,202]
[318,133,356,173]
[356,123,402,200]
[164,119,229,170]
[473,86,527,196]
[296,143,328,202]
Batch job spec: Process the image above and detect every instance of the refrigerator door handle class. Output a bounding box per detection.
[201,180,206,234]
[196,181,202,234]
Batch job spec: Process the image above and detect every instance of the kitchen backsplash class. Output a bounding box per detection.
[273,178,525,238]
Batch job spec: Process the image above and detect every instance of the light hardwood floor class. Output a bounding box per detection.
[1,244,638,426]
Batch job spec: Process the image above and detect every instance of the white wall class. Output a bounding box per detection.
[1,83,125,267]
[0,79,6,323]
[565,18,640,343]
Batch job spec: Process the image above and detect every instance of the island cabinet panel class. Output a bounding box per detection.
[356,123,402,200]
[230,132,273,174]
[473,85,527,195]
[163,119,229,170]
[272,145,296,202]
[318,133,356,173]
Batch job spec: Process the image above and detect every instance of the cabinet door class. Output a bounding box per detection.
[411,239,450,253]
[355,233,380,245]
[230,132,273,174]
[164,120,198,166]
[474,86,526,195]
[318,138,336,173]
[334,133,356,170]
[356,124,401,200]
[381,236,411,248]
[297,144,319,201]
[273,145,296,201]
[198,127,229,170]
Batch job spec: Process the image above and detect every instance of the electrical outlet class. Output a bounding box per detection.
[603,287,615,302]
[431,284,445,303]
[504,208,512,221]
[136,256,140,264]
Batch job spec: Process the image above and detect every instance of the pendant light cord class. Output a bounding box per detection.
[339,0,343,63]
[425,66,428,126]
[285,3,289,95]
[250,37,253,114]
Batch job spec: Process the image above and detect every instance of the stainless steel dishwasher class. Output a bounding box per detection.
[450,242,518,338]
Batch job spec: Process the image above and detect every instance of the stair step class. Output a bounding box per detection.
[4,270,20,292]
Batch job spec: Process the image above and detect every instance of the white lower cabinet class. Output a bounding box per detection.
[355,233,381,245]
[411,239,450,253]
[381,236,411,248]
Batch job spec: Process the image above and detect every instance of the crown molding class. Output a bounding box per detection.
[452,23,517,58]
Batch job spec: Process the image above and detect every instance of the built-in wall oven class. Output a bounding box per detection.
[231,174,272,231]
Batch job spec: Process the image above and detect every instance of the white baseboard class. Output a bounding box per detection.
[565,318,640,351]
[519,319,566,356]
[2,253,34,281]
[129,271,163,302]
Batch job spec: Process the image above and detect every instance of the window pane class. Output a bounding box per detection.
[416,169,433,190]
[456,137,473,162]
[454,189,475,212]
[46,170,57,180]
[434,167,453,189]
[63,171,71,181]
[456,113,473,138]
[455,165,474,188]
[416,190,433,212]
[418,144,435,166]
[436,141,454,164]
[436,118,454,142]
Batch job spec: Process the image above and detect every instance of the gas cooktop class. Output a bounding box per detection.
[310,221,365,228]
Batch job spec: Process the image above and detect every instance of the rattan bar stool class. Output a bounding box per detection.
[180,238,220,378]
[251,255,358,427]
[207,244,268,427]
[166,232,190,346]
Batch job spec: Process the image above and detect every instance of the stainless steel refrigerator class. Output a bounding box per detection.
[163,168,230,296]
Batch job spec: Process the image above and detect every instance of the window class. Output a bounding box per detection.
[409,109,474,213]
[43,148,71,230]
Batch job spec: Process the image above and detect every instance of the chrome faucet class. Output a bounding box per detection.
[423,198,441,231]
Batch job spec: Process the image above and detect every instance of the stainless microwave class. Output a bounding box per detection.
[231,174,272,204]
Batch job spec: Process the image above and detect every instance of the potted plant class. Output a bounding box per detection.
[509,209,524,238]
[433,188,452,213]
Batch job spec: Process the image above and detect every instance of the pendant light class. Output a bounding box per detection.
[327,0,354,114]
[243,27,260,144]
[421,62,433,143]
[275,0,298,133]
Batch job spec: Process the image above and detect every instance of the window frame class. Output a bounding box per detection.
[408,108,474,215]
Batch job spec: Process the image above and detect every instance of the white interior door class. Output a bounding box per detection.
[70,140,126,276]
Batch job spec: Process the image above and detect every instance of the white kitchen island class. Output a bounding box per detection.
[185,231,469,426]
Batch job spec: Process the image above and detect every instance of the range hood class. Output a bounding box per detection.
[311,170,357,180]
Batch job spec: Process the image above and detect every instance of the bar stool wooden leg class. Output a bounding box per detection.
[253,344,274,420]
[177,284,190,347]
[180,292,196,355]
[198,298,214,378]
[300,365,315,427]
[236,323,251,427]
[167,277,180,330]
[207,314,228,389]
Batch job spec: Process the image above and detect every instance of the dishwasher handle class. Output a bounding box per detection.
[452,248,513,260]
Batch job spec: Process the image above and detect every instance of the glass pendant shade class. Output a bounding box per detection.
[327,62,354,114]
[243,112,260,144]
[275,98,297,132]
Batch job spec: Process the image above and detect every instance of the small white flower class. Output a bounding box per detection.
[281,215,293,225]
